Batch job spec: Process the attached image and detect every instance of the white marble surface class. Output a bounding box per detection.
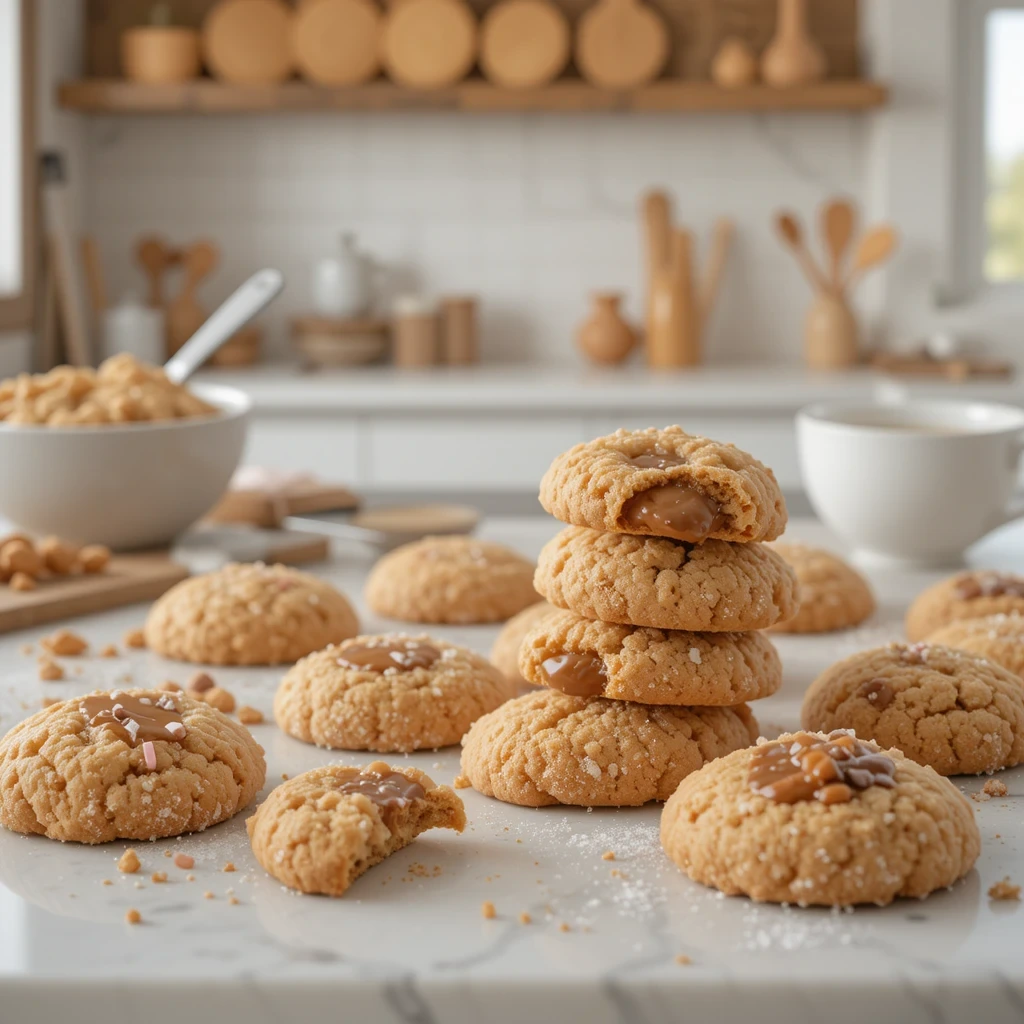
[1,518,1024,1024]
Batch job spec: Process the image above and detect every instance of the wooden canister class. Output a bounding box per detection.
[121,26,201,84]
[393,297,438,367]
[440,296,478,365]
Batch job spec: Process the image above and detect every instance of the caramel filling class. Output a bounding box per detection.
[629,450,688,471]
[540,652,608,696]
[621,483,726,543]
[81,692,186,746]
[748,731,896,806]
[331,763,426,830]
[955,572,1024,600]
[858,678,895,710]
[336,640,441,673]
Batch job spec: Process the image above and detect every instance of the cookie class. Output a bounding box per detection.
[660,730,980,906]
[801,643,1024,775]
[274,634,515,752]
[519,608,782,706]
[905,570,1024,641]
[926,614,1024,679]
[768,542,874,634]
[534,526,798,632]
[144,562,359,666]
[460,688,758,807]
[0,688,265,843]
[247,762,465,896]
[539,426,787,544]
[490,601,558,689]
[365,536,537,624]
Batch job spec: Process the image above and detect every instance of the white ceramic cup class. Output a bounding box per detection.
[797,400,1024,567]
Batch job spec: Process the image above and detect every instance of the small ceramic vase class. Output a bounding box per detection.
[711,36,758,88]
[761,0,826,87]
[312,233,374,317]
[576,292,638,366]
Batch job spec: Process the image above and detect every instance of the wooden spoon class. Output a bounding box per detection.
[698,217,734,338]
[135,236,172,308]
[847,225,898,288]
[642,189,672,341]
[775,212,828,293]
[821,199,855,293]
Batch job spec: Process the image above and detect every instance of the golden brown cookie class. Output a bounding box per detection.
[247,762,465,896]
[661,730,980,906]
[535,526,798,632]
[460,688,758,807]
[926,614,1024,679]
[0,688,265,843]
[539,426,787,544]
[144,562,359,666]
[490,601,558,689]
[802,643,1024,775]
[519,608,782,706]
[365,536,537,624]
[905,570,1024,641]
[769,543,875,634]
[274,634,515,753]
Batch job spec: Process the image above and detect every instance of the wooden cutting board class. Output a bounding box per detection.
[205,482,361,529]
[575,0,668,89]
[480,0,570,89]
[0,555,188,635]
[294,0,382,85]
[202,0,295,85]
[381,0,477,89]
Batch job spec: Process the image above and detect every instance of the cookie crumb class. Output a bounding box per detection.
[187,671,216,694]
[38,658,63,681]
[124,908,141,925]
[989,877,1021,901]
[281,773,289,781]
[186,874,196,882]
[481,900,496,919]
[99,644,118,658]
[204,891,215,900]
[601,850,616,861]
[20,643,33,655]
[123,628,146,649]
[163,850,172,858]
[675,954,692,966]
[151,871,167,884]
[223,862,236,873]
[453,774,471,789]
[204,686,235,714]
[174,853,194,870]
[101,879,112,886]
[9,571,35,591]
[983,779,1008,798]
[237,705,263,725]
[558,922,571,933]
[159,680,181,692]
[41,629,88,656]
[118,849,140,874]
[228,896,240,906]
[518,911,531,924]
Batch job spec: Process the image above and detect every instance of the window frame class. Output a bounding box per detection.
[0,0,35,333]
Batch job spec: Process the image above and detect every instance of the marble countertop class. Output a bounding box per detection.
[2,518,1023,1024]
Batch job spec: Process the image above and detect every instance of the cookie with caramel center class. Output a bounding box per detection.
[906,570,1024,641]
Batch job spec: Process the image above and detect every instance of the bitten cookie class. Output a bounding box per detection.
[661,730,980,907]
[247,762,465,896]
[0,689,265,843]
[926,614,1024,679]
[490,601,558,689]
[539,426,787,544]
[274,634,515,752]
[535,526,798,632]
[769,543,875,634]
[905,570,1024,641]
[144,562,359,666]
[365,536,537,624]
[519,608,782,706]
[460,688,758,807]
[802,643,1024,775]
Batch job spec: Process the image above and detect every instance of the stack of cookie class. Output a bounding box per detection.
[461,426,799,808]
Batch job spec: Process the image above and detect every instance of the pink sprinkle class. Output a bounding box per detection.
[142,741,157,771]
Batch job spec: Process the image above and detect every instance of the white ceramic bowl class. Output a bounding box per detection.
[0,383,251,550]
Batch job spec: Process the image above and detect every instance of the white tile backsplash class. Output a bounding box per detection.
[84,111,866,365]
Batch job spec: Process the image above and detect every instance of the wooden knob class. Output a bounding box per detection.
[202,0,295,85]
[381,0,477,90]
[294,0,382,86]
[575,0,668,90]
[480,0,570,89]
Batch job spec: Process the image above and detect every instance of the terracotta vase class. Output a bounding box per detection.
[576,292,637,366]
[121,26,200,84]
[761,0,826,87]
[805,292,858,370]
[711,36,758,88]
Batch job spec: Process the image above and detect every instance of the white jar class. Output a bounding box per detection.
[103,294,165,364]
[311,233,372,317]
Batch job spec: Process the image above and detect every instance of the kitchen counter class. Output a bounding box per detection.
[2,517,1023,1024]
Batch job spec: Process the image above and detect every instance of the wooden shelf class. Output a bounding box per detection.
[57,78,888,115]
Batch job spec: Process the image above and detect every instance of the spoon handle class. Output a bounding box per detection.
[164,268,284,384]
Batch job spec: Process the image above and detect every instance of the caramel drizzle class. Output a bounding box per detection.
[331,762,426,830]
[81,691,186,746]
[336,640,441,673]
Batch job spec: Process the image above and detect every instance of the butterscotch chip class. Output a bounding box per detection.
[247,762,466,896]
[275,634,515,753]
[988,877,1021,901]
[37,659,64,681]
[769,543,875,634]
[906,571,1024,641]
[0,539,42,577]
[536,526,797,632]
[99,644,118,658]
[365,537,537,625]
[79,545,111,573]
[518,911,531,924]
[203,686,235,714]
[228,896,240,905]
[124,908,141,925]
[123,628,146,649]
[145,563,359,666]
[41,629,88,656]
[925,614,1024,679]
[490,602,558,689]
[237,705,263,725]
[539,426,787,543]
[481,900,496,919]
[661,732,980,907]
[118,849,141,874]
[602,851,615,861]
[38,537,79,575]
[519,608,782,705]
[802,643,1024,775]
[460,689,757,807]
[0,689,266,843]
[151,871,167,883]
[187,672,215,694]
[204,891,215,899]
[9,572,35,591]
[984,778,1009,798]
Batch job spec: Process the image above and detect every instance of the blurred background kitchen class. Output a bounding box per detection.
[1,0,1022,516]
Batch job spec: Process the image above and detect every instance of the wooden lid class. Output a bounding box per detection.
[575,0,668,90]
[202,0,295,85]
[381,0,477,89]
[294,0,382,86]
[480,0,570,89]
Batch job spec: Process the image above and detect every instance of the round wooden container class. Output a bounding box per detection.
[480,0,570,89]
[121,26,201,84]
[292,316,390,367]
[575,0,668,90]
[381,0,477,89]
[294,0,382,86]
[202,0,295,85]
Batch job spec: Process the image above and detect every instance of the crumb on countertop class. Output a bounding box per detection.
[41,629,88,657]
[123,628,146,649]
[989,877,1021,901]
[118,849,140,874]
[983,779,1009,798]
[481,900,496,919]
